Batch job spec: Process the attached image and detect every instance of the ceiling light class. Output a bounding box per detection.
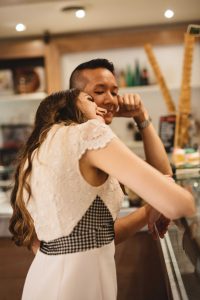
[61,6,86,18]
[75,9,86,18]
[16,23,26,32]
[164,9,174,19]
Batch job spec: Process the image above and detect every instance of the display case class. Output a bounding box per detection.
[160,167,200,300]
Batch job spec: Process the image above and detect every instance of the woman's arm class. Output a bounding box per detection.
[85,137,195,220]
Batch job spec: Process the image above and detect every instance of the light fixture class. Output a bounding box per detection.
[193,182,199,188]
[164,9,174,19]
[187,24,200,36]
[61,6,86,19]
[16,23,26,32]
[75,9,86,18]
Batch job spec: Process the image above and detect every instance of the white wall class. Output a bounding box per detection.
[109,86,200,154]
[61,43,200,151]
[0,43,199,149]
[61,44,200,88]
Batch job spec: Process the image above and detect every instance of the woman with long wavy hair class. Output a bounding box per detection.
[9,88,195,300]
[9,88,101,249]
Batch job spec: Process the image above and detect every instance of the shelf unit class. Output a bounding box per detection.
[110,84,200,151]
[0,92,47,103]
[119,83,200,94]
[0,92,46,125]
[0,39,61,94]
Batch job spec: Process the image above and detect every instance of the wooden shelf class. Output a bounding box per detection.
[119,84,200,94]
[119,85,158,93]
[0,92,47,103]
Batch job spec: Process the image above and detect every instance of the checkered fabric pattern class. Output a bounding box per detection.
[40,196,115,255]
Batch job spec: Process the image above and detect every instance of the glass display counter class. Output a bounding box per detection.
[160,167,200,300]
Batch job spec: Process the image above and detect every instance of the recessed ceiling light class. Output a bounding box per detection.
[164,9,174,19]
[61,6,86,18]
[16,23,26,32]
[75,9,86,18]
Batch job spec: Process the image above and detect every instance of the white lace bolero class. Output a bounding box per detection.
[26,119,124,242]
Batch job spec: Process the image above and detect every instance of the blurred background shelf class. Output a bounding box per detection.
[119,84,200,94]
[0,92,47,103]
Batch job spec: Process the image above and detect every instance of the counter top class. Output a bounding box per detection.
[0,200,12,217]
[0,200,148,238]
[160,221,200,300]
[0,201,12,237]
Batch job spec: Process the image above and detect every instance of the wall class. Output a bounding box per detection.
[61,43,200,153]
[61,44,200,88]
[0,43,199,150]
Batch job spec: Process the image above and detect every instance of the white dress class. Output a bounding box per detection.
[22,119,124,300]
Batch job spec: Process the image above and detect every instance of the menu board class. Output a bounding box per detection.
[159,115,176,153]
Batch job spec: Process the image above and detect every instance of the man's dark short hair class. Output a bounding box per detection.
[69,58,115,89]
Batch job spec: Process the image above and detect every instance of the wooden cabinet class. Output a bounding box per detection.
[0,39,61,94]
[0,237,34,300]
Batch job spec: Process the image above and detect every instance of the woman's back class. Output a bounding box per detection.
[22,119,124,300]
[26,120,124,242]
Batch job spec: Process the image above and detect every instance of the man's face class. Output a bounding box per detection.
[81,68,119,124]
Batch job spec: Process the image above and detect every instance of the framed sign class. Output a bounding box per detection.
[159,115,176,153]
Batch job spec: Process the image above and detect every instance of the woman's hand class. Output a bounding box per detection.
[77,92,107,122]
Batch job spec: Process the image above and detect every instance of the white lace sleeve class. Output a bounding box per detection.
[78,119,117,159]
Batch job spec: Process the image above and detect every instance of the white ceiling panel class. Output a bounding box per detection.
[0,0,199,38]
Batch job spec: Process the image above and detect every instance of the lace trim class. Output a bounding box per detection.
[78,120,117,159]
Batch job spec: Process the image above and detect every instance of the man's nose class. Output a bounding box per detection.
[104,92,118,105]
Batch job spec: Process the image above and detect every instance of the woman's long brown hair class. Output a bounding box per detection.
[9,89,85,249]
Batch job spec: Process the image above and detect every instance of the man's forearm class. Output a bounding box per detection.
[135,112,172,175]
[141,124,172,175]
[114,205,149,245]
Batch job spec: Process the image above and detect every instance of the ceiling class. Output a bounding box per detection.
[0,0,200,39]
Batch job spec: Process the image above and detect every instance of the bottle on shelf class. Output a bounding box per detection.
[117,61,150,88]
[134,60,141,86]
[140,68,149,86]
[119,70,127,88]
[125,65,133,87]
